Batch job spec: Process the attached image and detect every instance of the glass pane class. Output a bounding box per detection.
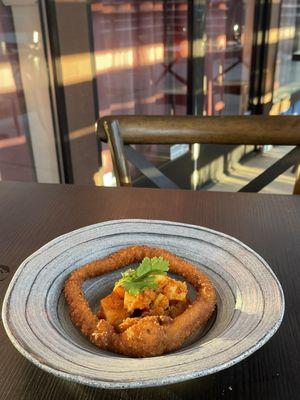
[92,0,189,185]
[0,2,34,181]
[272,0,300,114]
[203,0,254,115]
[91,0,255,187]
[0,1,59,183]
[93,0,188,116]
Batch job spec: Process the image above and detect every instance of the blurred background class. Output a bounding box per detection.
[0,0,299,192]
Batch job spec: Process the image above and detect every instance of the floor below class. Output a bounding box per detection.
[206,146,296,195]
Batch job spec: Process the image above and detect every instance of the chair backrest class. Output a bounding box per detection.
[97,115,300,193]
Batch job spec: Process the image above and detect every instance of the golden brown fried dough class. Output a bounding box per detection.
[64,245,216,357]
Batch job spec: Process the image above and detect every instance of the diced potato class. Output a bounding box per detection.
[99,291,129,327]
[124,289,156,313]
[159,276,187,301]
[98,276,188,326]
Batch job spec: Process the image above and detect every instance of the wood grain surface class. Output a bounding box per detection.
[0,182,300,400]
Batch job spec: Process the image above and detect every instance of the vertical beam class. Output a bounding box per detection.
[249,0,282,114]
[187,0,206,189]
[45,0,100,184]
[239,0,256,113]
[163,1,175,114]
[187,0,206,115]
[44,0,73,183]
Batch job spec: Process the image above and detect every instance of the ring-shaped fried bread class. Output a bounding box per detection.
[64,245,216,357]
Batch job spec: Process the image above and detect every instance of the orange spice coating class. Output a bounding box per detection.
[64,245,216,357]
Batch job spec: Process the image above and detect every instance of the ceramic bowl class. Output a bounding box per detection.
[2,219,284,388]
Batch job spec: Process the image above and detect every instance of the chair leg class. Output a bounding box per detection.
[293,162,300,194]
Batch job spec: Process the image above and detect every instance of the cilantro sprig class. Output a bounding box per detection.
[115,257,169,295]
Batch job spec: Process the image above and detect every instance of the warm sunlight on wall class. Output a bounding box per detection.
[0,62,16,94]
[95,43,164,74]
[60,43,165,86]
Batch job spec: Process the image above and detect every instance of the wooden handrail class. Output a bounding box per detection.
[98,115,300,145]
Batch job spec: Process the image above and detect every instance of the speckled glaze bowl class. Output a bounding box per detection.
[2,219,284,389]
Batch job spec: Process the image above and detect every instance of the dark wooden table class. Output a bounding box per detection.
[0,181,299,400]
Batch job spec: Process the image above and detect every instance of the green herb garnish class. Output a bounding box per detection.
[115,257,169,295]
